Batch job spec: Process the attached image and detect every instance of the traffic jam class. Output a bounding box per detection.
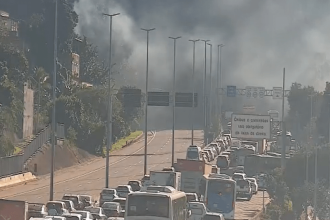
[1,124,270,220]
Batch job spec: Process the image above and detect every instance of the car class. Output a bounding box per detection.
[84,206,107,220]
[127,180,141,191]
[99,188,118,206]
[102,202,122,218]
[202,213,225,220]
[79,195,93,208]
[28,203,48,219]
[71,210,93,220]
[236,179,253,201]
[186,193,199,202]
[45,201,69,216]
[112,198,126,211]
[232,173,247,181]
[61,200,76,212]
[62,194,84,210]
[116,185,133,198]
[62,213,83,220]
[209,143,221,155]
[246,177,258,194]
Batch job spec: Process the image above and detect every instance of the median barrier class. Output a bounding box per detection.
[0,172,36,188]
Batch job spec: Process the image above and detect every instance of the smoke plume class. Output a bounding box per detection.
[73,0,330,127]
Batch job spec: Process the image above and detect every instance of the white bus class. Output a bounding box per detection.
[125,186,189,220]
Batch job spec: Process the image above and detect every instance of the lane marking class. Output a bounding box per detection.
[3,131,157,198]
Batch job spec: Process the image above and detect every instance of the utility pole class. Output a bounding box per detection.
[189,39,199,145]
[201,40,210,145]
[50,0,58,201]
[169,36,181,167]
[217,44,224,122]
[207,43,212,134]
[141,28,155,175]
[103,12,120,188]
[281,68,286,170]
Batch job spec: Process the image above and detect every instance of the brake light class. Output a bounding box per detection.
[205,199,208,205]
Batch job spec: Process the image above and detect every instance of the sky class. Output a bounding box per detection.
[73,0,330,123]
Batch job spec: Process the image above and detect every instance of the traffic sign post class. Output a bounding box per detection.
[273,87,283,99]
[122,88,142,108]
[245,86,265,99]
[147,92,170,106]
[175,92,198,107]
[227,86,236,97]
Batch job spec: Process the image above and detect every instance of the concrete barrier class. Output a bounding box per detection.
[0,172,36,188]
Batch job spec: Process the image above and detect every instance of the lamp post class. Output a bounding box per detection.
[141,28,155,175]
[207,43,213,133]
[217,44,224,120]
[169,36,181,166]
[103,12,120,188]
[201,40,210,145]
[189,39,200,145]
[50,0,58,201]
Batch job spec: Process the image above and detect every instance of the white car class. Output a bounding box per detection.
[236,179,253,201]
[116,185,133,198]
[246,178,258,194]
[71,210,93,220]
[232,172,247,181]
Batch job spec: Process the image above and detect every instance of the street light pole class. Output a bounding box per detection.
[207,43,212,133]
[141,28,155,175]
[189,39,200,145]
[50,0,58,201]
[169,36,181,167]
[201,40,210,145]
[103,12,120,188]
[217,44,224,121]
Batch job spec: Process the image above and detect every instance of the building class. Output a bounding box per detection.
[0,10,18,37]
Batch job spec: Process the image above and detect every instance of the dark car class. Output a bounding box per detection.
[127,180,141,192]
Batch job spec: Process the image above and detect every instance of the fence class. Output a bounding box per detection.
[0,123,65,178]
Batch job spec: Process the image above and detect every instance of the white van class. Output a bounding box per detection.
[186,145,203,161]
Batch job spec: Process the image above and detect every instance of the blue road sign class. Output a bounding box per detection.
[227,86,236,97]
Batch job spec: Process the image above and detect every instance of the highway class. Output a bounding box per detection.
[0,130,269,219]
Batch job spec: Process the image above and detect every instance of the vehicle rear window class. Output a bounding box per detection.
[237,180,249,187]
[102,189,115,195]
[117,186,128,191]
[203,214,221,220]
[232,174,243,180]
[186,194,197,202]
[65,216,79,220]
[62,196,78,205]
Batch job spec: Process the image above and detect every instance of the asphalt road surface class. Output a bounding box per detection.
[0,130,269,219]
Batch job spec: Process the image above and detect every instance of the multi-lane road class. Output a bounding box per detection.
[0,130,269,219]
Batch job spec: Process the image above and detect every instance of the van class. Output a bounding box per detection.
[186,145,203,161]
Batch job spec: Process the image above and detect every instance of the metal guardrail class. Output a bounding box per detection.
[0,123,65,178]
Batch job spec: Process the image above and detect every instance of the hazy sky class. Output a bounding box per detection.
[73,0,330,119]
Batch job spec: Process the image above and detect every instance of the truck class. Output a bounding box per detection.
[0,199,28,220]
[149,169,181,190]
[173,159,212,197]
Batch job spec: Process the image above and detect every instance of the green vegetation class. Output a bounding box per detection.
[106,130,142,153]
[0,0,143,157]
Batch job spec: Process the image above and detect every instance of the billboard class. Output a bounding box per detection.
[231,114,271,139]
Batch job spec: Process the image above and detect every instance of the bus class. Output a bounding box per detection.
[244,154,288,176]
[124,186,189,220]
[236,147,255,166]
[200,174,236,219]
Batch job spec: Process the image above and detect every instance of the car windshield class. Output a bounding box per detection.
[186,194,197,202]
[85,207,99,214]
[72,211,87,218]
[233,174,243,179]
[102,189,115,195]
[64,216,79,220]
[117,186,129,192]
[187,151,199,159]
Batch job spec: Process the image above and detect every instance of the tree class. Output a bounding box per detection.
[286,83,321,139]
